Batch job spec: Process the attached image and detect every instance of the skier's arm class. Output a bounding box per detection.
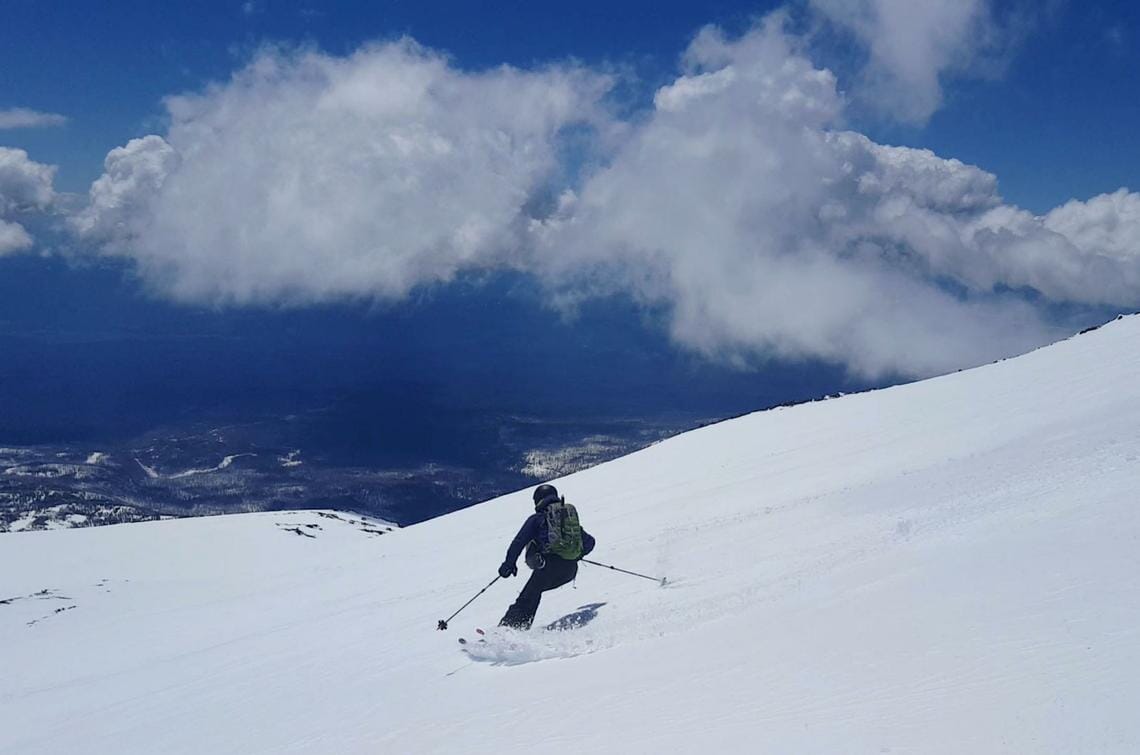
[504,514,540,566]
[580,528,596,558]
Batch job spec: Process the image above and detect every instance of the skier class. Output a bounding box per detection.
[497,484,595,630]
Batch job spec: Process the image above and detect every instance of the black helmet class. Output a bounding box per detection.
[533,484,559,507]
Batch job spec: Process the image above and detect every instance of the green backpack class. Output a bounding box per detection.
[540,499,583,561]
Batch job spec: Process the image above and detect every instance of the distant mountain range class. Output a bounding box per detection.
[0,410,698,531]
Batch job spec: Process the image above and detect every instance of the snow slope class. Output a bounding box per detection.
[3,317,1140,754]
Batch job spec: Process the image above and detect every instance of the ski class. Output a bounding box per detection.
[458,627,486,645]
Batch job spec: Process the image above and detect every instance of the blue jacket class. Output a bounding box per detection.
[504,508,595,567]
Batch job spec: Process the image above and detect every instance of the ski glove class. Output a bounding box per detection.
[498,562,518,578]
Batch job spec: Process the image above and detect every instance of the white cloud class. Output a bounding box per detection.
[0,108,68,129]
[0,147,56,254]
[820,135,1140,309]
[808,0,1010,124]
[1044,189,1140,264]
[73,17,1140,378]
[530,20,1059,378]
[0,148,55,212]
[0,220,34,253]
[653,67,737,112]
[74,40,611,304]
[70,135,180,244]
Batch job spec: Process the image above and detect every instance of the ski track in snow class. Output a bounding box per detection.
[458,626,602,665]
[167,453,257,479]
[2,318,1140,753]
[132,453,257,481]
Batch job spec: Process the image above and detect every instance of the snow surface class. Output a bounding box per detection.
[3,317,1140,753]
[278,449,303,468]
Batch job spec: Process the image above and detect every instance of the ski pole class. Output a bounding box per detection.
[581,558,667,586]
[437,575,500,630]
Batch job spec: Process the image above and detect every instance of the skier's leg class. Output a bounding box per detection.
[543,557,578,590]
[500,558,580,629]
[515,559,578,627]
[499,571,545,629]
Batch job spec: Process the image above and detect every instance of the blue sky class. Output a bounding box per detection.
[0,0,1138,445]
[3,0,1136,209]
[12,0,762,192]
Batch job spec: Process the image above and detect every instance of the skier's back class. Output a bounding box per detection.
[498,484,595,629]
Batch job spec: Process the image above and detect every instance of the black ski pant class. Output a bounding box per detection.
[499,555,578,630]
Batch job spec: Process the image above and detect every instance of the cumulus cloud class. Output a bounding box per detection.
[70,135,180,243]
[539,19,1140,375]
[813,135,1140,308]
[1043,189,1140,264]
[0,220,33,252]
[530,20,1058,377]
[0,108,68,129]
[0,147,56,254]
[0,149,54,212]
[73,16,1140,378]
[73,40,611,304]
[808,0,1014,124]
